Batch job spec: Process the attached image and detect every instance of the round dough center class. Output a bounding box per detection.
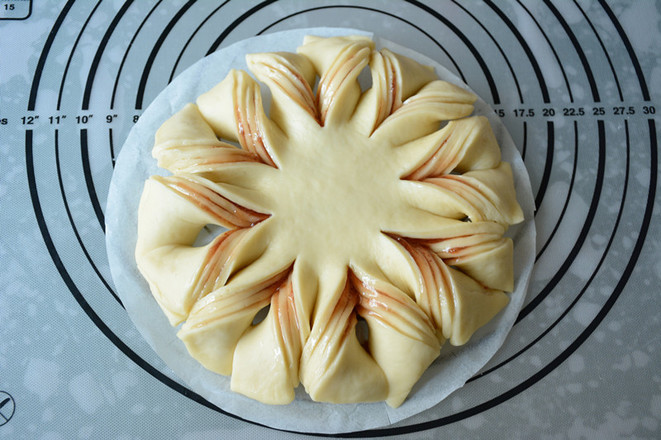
[268,123,400,266]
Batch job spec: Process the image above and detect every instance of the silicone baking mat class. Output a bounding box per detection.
[1,1,660,438]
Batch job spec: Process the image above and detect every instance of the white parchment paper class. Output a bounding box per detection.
[105,27,536,434]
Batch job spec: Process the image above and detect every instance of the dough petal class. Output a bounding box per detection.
[401,242,509,345]
[178,270,289,375]
[152,103,257,175]
[300,269,388,404]
[402,116,501,180]
[352,271,440,407]
[298,36,373,126]
[247,51,319,133]
[424,162,524,225]
[231,274,304,404]
[372,80,476,146]
[197,69,284,167]
[353,48,437,135]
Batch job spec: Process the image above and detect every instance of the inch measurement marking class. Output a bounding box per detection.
[49,115,66,125]
[8,111,147,127]
[76,114,93,124]
[21,115,39,125]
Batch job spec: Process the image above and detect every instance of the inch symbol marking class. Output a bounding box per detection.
[76,114,93,124]
[21,115,39,125]
[49,115,66,125]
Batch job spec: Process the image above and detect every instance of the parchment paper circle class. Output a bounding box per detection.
[106,27,536,434]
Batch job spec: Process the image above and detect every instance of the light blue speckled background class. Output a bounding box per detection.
[1,1,660,439]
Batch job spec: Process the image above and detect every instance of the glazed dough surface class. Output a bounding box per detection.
[135,35,524,408]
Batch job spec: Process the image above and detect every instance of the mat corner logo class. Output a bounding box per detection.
[0,0,31,21]
[0,391,15,426]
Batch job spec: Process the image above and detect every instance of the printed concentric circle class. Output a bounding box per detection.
[23,1,656,436]
[105,28,535,433]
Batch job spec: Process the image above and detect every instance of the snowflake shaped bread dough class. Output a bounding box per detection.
[135,36,524,408]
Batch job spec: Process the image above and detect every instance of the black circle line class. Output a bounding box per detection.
[255,4,466,86]
[25,2,656,436]
[28,117,655,438]
[205,0,277,56]
[135,0,197,110]
[472,119,625,382]
[574,0,623,102]
[22,1,469,432]
[82,0,134,111]
[169,1,231,84]
[209,1,496,103]
[520,120,527,161]
[25,129,257,427]
[80,129,106,233]
[483,0,550,104]
[57,0,102,111]
[141,5,656,433]
[533,120,555,212]
[28,0,649,114]
[515,0,573,103]
[121,0,559,425]
[450,0,523,104]
[599,0,650,101]
[404,0,499,105]
[0,391,14,426]
[516,120,606,324]
[66,0,129,233]
[27,0,74,111]
[109,127,116,168]
[55,129,122,306]
[30,0,118,295]
[543,0,600,103]
[535,121,578,261]
[80,0,140,233]
[108,0,539,429]
[111,0,163,110]
[332,119,656,438]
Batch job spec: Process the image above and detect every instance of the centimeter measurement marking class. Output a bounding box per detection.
[3,104,657,128]
[494,104,656,118]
